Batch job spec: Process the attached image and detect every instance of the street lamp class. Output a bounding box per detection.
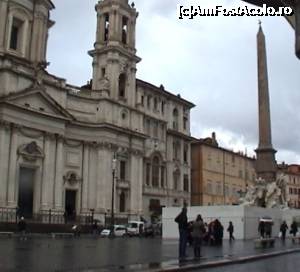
[110,153,117,237]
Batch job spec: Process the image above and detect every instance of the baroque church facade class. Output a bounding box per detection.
[0,0,194,223]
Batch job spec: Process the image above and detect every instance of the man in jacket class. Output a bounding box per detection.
[175,207,188,261]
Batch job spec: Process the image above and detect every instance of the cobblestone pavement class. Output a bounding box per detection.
[0,236,299,271]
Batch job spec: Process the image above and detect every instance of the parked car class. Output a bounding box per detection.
[100,225,128,237]
[127,221,144,236]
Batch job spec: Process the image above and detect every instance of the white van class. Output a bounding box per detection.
[127,221,144,236]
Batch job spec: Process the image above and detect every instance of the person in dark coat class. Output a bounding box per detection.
[227,221,235,242]
[18,217,27,240]
[258,221,265,238]
[175,207,188,261]
[280,221,288,241]
[213,219,224,245]
[290,221,298,237]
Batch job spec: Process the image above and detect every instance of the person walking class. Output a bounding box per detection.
[280,221,288,241]
[18,217,27,241]
[192,214,205,259]
[290,221,298,237]
[227,221,235,242]
[174,207,188,261]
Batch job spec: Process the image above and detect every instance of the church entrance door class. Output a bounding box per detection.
[65,190,77,221]
[18,167,35,219]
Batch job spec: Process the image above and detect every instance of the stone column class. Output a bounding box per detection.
[31,1,49,62]
[129,153,143,215]
[0,121,10,206]
[131,18,136,48]
[41,134,55,209]
[115,10,121,42]
[0,0,8,50]
[81,143,90,212]
[109,10,115,41]
[96,14,105,44]
[7,125,19,207]
[96,146,111,212]
[54,136,64,210]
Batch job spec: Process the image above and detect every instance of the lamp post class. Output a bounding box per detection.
[110,153,117,237]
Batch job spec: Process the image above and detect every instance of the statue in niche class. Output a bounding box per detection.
[98,76,110,91]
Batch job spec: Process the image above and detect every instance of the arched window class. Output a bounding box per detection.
[104,13,110,41]
[119,191,126,212]
[119,73,126,98]
[152,156,160,187]
[122,17,128,44]
[173,108,179,130]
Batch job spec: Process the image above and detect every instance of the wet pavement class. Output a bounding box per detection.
[0,236,299,271]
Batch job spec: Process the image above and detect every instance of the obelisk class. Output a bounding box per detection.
[255,22,277,182]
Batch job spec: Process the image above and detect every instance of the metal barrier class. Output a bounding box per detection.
[0,207,17,223]
[0,207,93,225]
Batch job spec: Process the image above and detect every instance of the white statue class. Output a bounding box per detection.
[239,174,289,209]
[98,76,110,91]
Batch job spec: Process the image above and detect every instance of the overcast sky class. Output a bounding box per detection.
[47,0,300,164]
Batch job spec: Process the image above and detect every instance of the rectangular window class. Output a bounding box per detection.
[160,166,165,188]
[161,101,165,115]
[153,121,158,138]
[183,117,188,130]
[120,161,126,180]
[10,18,23,51]
[146,163,151,186]
[183,144,188,163]
[141,95,144,106]
[147,96,151,108]
[183,174,189,192]
[145,119,150,135]
[207,182,212,194]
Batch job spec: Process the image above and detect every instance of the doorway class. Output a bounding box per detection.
[18,167,35,219]
[65,190,77,221]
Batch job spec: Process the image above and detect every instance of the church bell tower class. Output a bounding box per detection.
[89,0,141,107]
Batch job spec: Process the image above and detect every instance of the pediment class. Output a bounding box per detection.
[3,88,74,120]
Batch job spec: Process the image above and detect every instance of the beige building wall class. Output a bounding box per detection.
[192,134,256,206]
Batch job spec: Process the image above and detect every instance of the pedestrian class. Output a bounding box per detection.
[18,217,27,240]
[290,221,298,237]
[280,221,288,241]
[192,214,205,260]
[258,220,265,238]
[213,219,224,245]
[92,220,98,235]
[227,221,235,242]
[174,207,188,261]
